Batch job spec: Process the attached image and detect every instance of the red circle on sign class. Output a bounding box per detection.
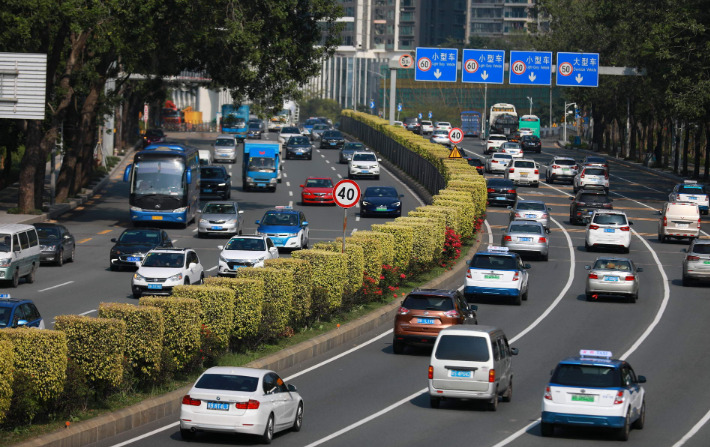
[333,179,361,208]
[417,57,432,72]
[559,62,573,77]
[464,59,479,74]
[512,60,526,75]
[399,54,413,69]
[448,128,464,144]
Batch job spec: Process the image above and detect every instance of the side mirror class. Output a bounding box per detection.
[506,206,512,210]
[16,319,29,328]
[197,209,202,214]
[302,221,309,226]
[400,194,404,198]
[378,158,382,162]
[468,304,478,312]
[569,197,574,201]
[111,238,117,243]
[287,383,298,393]
[637,267,644,272]
[584,265,591,270]
[510,347,519,355]
[217,245,224,250]
[123,165,132,182]
[629,221,634,225]
[255,220,261,225]
[524,263,532,269]
[681,248,687,253]
[546,228,551,234]
[238,210,244,214]
[637,375,647,384]
[657,210,662,215]
[186,169,192,185]
[299,184,305,188]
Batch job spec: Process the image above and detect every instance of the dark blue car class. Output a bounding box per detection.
[360,186,403,217]
[0,294,44,329]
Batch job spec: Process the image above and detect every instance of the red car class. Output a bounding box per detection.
[300,177,335,205]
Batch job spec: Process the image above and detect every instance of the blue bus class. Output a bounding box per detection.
[460,111,481,137]
[123,143,201,227]
[221,104,250,140]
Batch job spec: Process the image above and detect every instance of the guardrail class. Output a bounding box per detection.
[340,115,447,195]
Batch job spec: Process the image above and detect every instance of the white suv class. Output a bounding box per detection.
[131,248,204,298]
[348,151,381,179]
[217,235,279,276]
[574,167,609,193]
[485,134,508,154]
[504,159,540,187]
[585,210,632,253]
[420,120,434,135]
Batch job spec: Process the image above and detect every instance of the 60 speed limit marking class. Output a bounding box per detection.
[333,179,361,208]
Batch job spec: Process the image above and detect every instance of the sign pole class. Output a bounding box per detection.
[389,68,397,126]
[342,208,347,253]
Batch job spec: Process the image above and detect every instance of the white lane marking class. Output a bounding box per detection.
[331,166,336,171]
[337,174,343,179]
[108,423,179,447]
[172,239,178,244]
[38,281,74,292]
[192,228,198,233]
[207,266,218,272]
[80,309,96,316]
[321,153,326,158]
[289,191,293,197]
[355,215,361,222]
[484,219,493,246]
[673,411,710,447]
[283,172,288,178]
[351,228,358,234]
[609,173,666,194]
[286,181,291,187]
[490,420,542,447]
[326,160,331,164]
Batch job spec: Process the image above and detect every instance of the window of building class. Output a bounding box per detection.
[400,25,413,36]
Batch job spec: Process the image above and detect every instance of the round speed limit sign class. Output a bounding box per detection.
[558,62,573,77]
[511,60,526,75]
[464,59,479,74]
[448,128,464,145]
[333,179,361,208]
[417,57,432,72]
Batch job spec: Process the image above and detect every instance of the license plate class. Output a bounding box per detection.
[495,197,506,200]
[587,211,594,215]
[417,318,435,325]
[604,228,615,233]
[211,226,223,230]
[563,168,570,171]
[525,214,536,218]
[677,223,689,229]
[151,216,163,220]
[449,370,472,378]
[361,170,369,174]
[203,189,212,193]
[571,394,595,403]
[127,256,140,262]
[519,237,532,241]
[330,142,336,145]
[689,196,697,200]
[376,206,388,211]
[604,276,619,282]
[484,274,500,279]
[521,172,528,177]
[147,284,163,289]
[207,402,230,411]
[704,261,710,265]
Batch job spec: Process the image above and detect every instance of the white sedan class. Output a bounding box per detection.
[180,366,304,443]
[429,129,451,146]
[217,235,279,276]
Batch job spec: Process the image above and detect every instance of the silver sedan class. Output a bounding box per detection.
[508,200,551,230]
[585,257,642,302]
[501,220,549,261]
[682,239,710,286]
[197,201,244,237]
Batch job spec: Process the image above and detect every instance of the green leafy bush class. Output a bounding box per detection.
[264,258,313,326]
[171,285,234,353]
[291,249,348,313]
[0,339,14,424]
[204,277,264,342]
[139,297,201,371]
[236,268,294,341]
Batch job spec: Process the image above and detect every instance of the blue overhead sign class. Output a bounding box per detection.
[397,103,402,112]
[370,100,375,109]
[509,51,552,86]
[556,52,599,87]
[415,47,458,82]
[461,49,505,84]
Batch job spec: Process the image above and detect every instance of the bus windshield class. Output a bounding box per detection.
[132,158,185,196]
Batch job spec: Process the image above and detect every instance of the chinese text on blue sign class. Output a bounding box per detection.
[556,52,599,87]
[415,47,458,82]
[461,49,505,84]
[509,51,552,86]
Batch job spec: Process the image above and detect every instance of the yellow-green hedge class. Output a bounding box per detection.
[432,191,477,239]
[404,213,447,257]
[393,216,440,263]
[312,241,364,295]
[0,329,67,402]
[291,249,348,311]
[353,231,395,266]
[0,339,14,424]
[98,303,164,380]
[445,177,488,218]
[172,285,234,352]
[264,258,314,325]
[139,297,201,371]
[236,268,294,340]
[204,277,264,341]
[54,315,126,388]
[415,205,461,234]
[339,233,383,281]
[371,223,414,271]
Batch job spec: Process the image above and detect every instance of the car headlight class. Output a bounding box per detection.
[41,244,57,251]
[167,273,183,282]
[218,183,226,186]
[130,206,142,211]
[133,272,146,281]
[173,207,187,213]
[219,255,227,263]
[246,177,253,182]
[393,201,401,207]
[362,200,370,206]
[270,178,277,184]
[199,219,208,224]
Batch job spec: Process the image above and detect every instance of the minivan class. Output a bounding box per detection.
[428,326,518,411]
[0,224,41,287]
[213,135,237,163]
[658,201,700,242]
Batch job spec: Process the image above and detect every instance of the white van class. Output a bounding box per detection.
[658,201,700,242]
[428,325,518,411]
[0,224,41,287]
[198,149,213,166]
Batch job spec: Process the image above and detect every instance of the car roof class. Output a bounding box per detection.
[557,356,624,368]
[508,220,544,227]
[594,256,633,262]
[305,176,333,182]
[202,366,273,377]
[439,325,503,336]
[487,178,514,186]
[515,199,545,205]
[408,288,459,297]
[475,250,518,258]
[364,186,397,193]
[229,235,269,240]
[552,156,575,161]
[0,296,33,306]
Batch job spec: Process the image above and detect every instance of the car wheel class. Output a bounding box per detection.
[132,289,142,299]
[197,232,204,238]
[180,428,196,440]
[502,379,513,402]
[628,293,638,304]
[488,390,499,411]
[658,233,666,243]
[522,289,528,301]
[618,410,631,441]
[308,155,312,160]
[682,275,692,287]
[622,246,630,254]
[10,269,19,288]
[585,241,592,251]
[540,422,554,437]
[512,293,522,306]
[392,339,405,354]
[547,176,553,184]
[260,414,274,444]
[68,246,75,262]
[198,273,204,285]
[292,402,304,432]
[25,264,37,284]
[632,401,645,429]
[375,175,380,180]
[429,396,441,409]
[184,278,190,285]
[541,253,549,262]
[57,249,64,266]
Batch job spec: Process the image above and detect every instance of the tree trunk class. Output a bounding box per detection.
[705,121,710,181]
[673,119,680,174]
[592,107,604,152]
[682,121,690,177]
[655,121,663,169]
[629,116,637,161]
[17,121,45,212]
[693,123,703,179]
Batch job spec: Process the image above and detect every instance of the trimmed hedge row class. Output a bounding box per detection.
[291,249,347,311]
[311,242,364,296]
[370,223,414,271]
[264,258,314,325]
[0,339,14,424]
[204,276,264,341]
[236,267,294,339]
[171,285,234,352]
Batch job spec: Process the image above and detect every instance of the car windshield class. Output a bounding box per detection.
[584,168,606,176]
[201,167,226,178]
[282,127,299,134]
[306,178,333,188]
[551,364,621,388]
[471,254,517,270]
[343,143,364,150]
[516,202,545,211]
[142,252,184,268]
[146,130,163,138]
[35,227,61,239]
[493,154,513,160]
[118,230,161,244]
[225,238,266,251]
[323,131,341,138]
[523,136,539,141]
[195,373,259,392]
[579,193,610,203]
[305,119,320,126]
[593,259,632,271]
[261,213,298,226]
[434,335,490,362]
[509,224,542,234]
[489,135,507,141]
[593,213,627,225]
[365,187,397,197]
[313,124,329,130]
[0,233,10,252]
[502,143,520,149]
[514,161,535,168]
[288,136,310,145]
[248,124,261,130]
[203,204,235,214]
[437,122,451,126]
[586,157,606,164]
[691,243,710,254]
[215,138,235,146]
[555,159,576,166]
[402,295,454,311]
[353,153,376,161]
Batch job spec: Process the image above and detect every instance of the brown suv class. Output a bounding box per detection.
[393,288,478,354]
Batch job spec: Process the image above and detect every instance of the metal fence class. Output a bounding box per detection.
[340,116,447,196]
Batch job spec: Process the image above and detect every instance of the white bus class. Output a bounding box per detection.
[489,103,517,135]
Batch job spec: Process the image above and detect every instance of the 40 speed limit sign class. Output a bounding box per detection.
[333,179,361,208]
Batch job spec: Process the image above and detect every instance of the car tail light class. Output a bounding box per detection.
[577,202,586,206]
[509,168,514,173]
[504,235,512,241]
[444,310,460,318]
[512,271,520,281]
[605,173,609,179]
[235,399,260,410]
[581,173,585,178]
[603,203,613,208]
[507,189,516,193]
[542,213,549,218]
[687,255,700,261]
[614,391,624,405]
[492,159,498,163]
[663,216,667,227]
[699,218,702,229]
[182,395,201,406]
[538,237,547,243]
[534,169,539,174]
[489,369,496,383]
[515,212,522,218]
[466,269,472,279]
[589,224,599,230]
[573,165,579,170]
[625,275,635,281]
[544,386,552,400]
[588,273,598,279]
[487,188,495,193]
[620,226,630,231]
[552,164,560,169]
[428,365,434,379]
[398,306,410,315]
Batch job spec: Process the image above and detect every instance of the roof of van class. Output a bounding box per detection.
[438,325,505,336]
[0,224,37,232]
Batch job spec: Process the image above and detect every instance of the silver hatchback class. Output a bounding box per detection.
[508,200,551,230]
[501,220,549,261]
[682,239,710,286]
[585,257,642,302]
[197,201,244,237]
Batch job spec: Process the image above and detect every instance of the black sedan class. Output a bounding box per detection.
[486,178,517,206]
[285,136,313,160]
[320,130,345,149]
[466,157,484,174]
[521,135,541,153]
[247,123,263,139]
[569,190,613,225]
[109,228,173,271]
[142,129,166,148]
[33,223,76,266]
[360,186,403,217]
[200,165,232,199]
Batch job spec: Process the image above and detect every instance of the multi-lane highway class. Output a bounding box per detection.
[24,132,710,446]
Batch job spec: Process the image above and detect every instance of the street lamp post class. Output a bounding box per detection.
[564,102,577,145]
[368,69,386,120]
[526,96,533,115]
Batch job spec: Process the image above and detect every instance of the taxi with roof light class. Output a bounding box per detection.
[585,210,632,253]
[464,246,531,306]
[255,206,309,250]
[0,294,44,329]
[585,257,642,302]
[669,180,709,215]
[541,350,646,441]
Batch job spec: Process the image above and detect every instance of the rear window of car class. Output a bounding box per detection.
[195,374,259,392]
[514,161,535,168]
[215,138,235,146]
[551,364,621,388]
[691,243,710,255]
[509,223,542,234]
[435,335,490,362]
[593,213,627,225]
[489,135,508,141]
[282,127,300,133]
[584,168,606,176]
[586,157,606,164]
[678,186,706,194]
[516,202,545,211]
[593,259,632,270]
[555,159,576,166]
[493,154,513,160]
[289,136,310,145]
[471,254,517,270]
[323,131,342,138]
[579,193,610,203]
[402,295,454,311]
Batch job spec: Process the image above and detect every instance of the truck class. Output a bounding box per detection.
[221,104,250,140]
[460,110,481,138]
[268,100,299,131]
[242,141,282,191]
